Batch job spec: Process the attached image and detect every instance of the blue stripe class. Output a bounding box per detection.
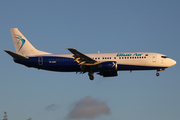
[14,56,167,72]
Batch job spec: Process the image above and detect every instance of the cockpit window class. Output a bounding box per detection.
[161,56,168,58]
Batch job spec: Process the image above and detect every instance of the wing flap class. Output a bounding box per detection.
[4,50,29,59]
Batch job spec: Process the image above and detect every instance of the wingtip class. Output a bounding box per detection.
[4,50,10,53]
[66,48,76,50]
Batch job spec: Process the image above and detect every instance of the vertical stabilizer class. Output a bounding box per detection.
[10,28,50,56]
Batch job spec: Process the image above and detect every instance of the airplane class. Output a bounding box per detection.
[5,28,176,80]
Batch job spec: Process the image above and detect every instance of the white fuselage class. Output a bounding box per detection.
[29,52,176,71]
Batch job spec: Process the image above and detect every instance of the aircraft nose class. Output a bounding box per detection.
[171,59,176,66]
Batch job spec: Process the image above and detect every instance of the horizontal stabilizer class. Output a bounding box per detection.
[4,50,29,59]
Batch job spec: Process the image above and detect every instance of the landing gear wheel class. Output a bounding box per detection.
[156,73,160,76]
[88,72,94,80]
[89,75,94,80]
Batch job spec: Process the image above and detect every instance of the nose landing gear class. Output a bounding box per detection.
[156,69,161,76]
[156,68,165,77]
[156,72,160,76]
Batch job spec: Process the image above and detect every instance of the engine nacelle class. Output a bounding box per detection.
[100,61,117,71]
[98,71,118,77]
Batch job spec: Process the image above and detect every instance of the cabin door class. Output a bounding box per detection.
[38,57,43,65]
[152,54,156,62]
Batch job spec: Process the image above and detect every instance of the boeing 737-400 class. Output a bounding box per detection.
[5,28,176,80]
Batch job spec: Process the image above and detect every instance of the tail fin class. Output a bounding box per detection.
[10,28,50,56]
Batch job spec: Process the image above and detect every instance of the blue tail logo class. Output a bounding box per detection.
[16,34,25,51]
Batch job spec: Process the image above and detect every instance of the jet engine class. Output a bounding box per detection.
[100,61,117,71]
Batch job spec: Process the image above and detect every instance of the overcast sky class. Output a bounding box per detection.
[0,0,180,120]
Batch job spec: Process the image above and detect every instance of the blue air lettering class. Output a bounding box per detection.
[117,53,132,56]
[117,53,143,56]
[133,53,142,56]
[16,34,25,51]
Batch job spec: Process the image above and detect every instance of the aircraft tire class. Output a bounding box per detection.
[156,73,160,76]
[89,75,94,80]
[88,72,94,80]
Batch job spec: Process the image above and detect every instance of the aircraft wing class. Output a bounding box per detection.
[67,48,99,65]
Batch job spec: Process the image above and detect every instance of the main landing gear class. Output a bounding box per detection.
[88,72,94,80]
